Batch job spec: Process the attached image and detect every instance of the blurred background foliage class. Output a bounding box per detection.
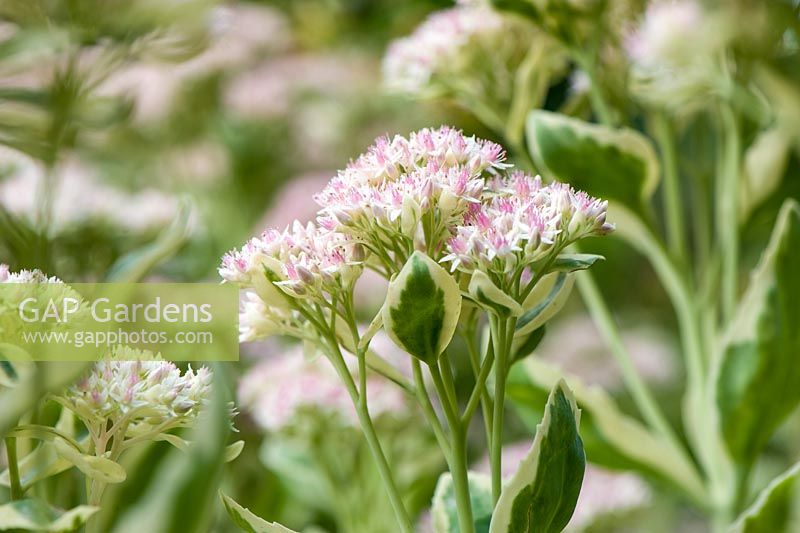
[0,0,798,532]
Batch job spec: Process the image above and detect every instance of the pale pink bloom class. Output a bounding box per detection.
[224,53,373,120]
[63,346,212,424]
[0,264,61,284]
[0,148,182,233]
[238,344,407,432]
[314,126,506,255]
[220,220,362,299]
[383,5,505,92]
[442,173,612,276]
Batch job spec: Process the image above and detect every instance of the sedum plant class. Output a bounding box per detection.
[379,0,800,531]
[220,126,612,532]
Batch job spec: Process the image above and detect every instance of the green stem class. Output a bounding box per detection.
[489,316,509,504]
[5,437,23,500]
[574,274,680,442]
[450,428,475,533]
[573,50,614,127]
[325,340,414,533]
[464,326,494,448]
[652,112,688,266]
[717,104,740,324]
[412,359,453,464]
[429,363,475,533]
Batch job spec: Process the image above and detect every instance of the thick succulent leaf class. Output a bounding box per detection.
[511,359,707,504]
[0,344,34,388]
[489,380,585,533]
[0,441,72,490]
[551,254,604,273]
[0,498,98,532]
[382,251,462,364]
[469,271,523,317]
[740,128,790,222]
[224,440,245,463]
[53,438,127,484]
[219,492,299,533]
[516,273,574,338]
[716,200,800,462]
[527,110,659,215]
[0,361,89,437]
[730,462,800,533]
[432,471,494,533]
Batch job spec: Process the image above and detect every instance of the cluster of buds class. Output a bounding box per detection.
[220,220,363,300]
[315,127,506,266]
[58,346,213,448]
[238,344,406,432]
[442,173,613,279]
[383,4,506,94]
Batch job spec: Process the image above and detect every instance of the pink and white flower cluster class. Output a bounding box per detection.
[220,220,363,300]
[443,172,613,277]
[221,126,610,337]
[238,344,406,432]
[315,127,506,258]
[61,347,212,426]
[382,4,505,93]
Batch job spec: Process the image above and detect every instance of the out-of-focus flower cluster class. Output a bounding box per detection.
[443,172,613,279]
[0,150,182,234]
[222,126,611,342]
[383,3,559,123]
[57,346,212,449]
[238,344,406,432]
[624,0,732,110]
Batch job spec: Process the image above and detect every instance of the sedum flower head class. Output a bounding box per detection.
[625,0,732,110]
[220,220,363,300]
[0,264,61,284]
[315,126,506,267]
[383,4,553,116]
[442,172,612,277]
[383,5,505,94]
[61,346,212,429]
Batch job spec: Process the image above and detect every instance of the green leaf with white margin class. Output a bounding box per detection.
[0,498,98,532]
[526,110,659,216]
[53,437,126,484]
[432,471,494,533]
[552,254,604,273]
[514,358,707,505]
[716,200,800,462]
[730,462,800,533]
[219,491,299,533]
[515,272,574,339]
[489,380,585,533]
[382,251,461,365]
[468,271,523,317]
